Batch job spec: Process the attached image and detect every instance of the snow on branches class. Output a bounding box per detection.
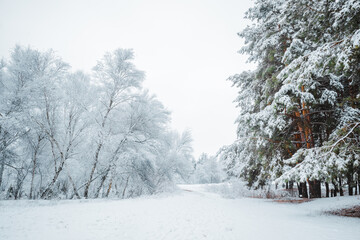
[221,0,360,197]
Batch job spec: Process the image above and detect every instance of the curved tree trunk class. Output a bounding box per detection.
[122,176,130,199]
[94,166,110,198]
[67,172,80,199]
[84,143,103,198]
[40,163,64,199]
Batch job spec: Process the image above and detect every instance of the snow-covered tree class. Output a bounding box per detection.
[0,45,195,200]
[83,48,145,198]
[192,153,225,184]
[221,0,360,198]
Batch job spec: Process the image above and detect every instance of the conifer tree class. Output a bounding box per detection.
[221,0,360,198]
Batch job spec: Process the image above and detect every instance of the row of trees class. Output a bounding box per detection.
[0,46,194,199]
[220,0,360,198]
[192,153,225,184]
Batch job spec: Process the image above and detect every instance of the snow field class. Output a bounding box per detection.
[0,184,359,240]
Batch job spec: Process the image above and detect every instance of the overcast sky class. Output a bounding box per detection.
[0,0,255,159]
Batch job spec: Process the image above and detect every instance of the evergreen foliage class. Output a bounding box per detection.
[220,0,360,197]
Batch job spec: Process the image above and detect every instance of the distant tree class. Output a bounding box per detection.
[192,153,225,184]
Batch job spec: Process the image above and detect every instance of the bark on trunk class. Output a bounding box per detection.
[325,182,329,198]
[92,138,126,198]
[94,166,110,198]
[332,180,338,197]
[29,153,37,199]
[122,176,130,199]
[308,180,321,198]
[297,182,301,197]
[29,137,42,199]
[0,158,4,189]
[14,171,26,200]
[105,179,112,198]
[339,177,344,196]
[299,182,308,198]
[40,162,65,199]
[84,143,103,198]
[84,100,114,199]
[289,181,294,189]
[67,173,80,199]
[347,174,353,196]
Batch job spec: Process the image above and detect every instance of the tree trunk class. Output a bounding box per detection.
[332,180,338,197]
[0,157,4,189]
[308,180,321,198]
[325,182,329,198]
[40,163,64,199]
[84,100,114,198]
[122,176,130,199]
[347,163,354,196]
[299,182,308,198]
[14,170,27,200]
[29,153,37,199]
[339,177,344,196]
[67,172,80,199]
[105,178,112,198]
[347,179,353,196]
[84,143,103,198]
[94,166,110,198]
[29,137,42,199]
[93,138,126,198]
[297,182,302,197]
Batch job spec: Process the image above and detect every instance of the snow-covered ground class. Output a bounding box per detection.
[0,184,359,240]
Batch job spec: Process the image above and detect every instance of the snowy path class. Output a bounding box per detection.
[0,184,359,240]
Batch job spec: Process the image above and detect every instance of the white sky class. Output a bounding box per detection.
[0,0,255,159]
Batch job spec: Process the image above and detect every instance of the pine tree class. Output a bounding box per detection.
[221,0,360,198]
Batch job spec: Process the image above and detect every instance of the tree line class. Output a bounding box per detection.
[219,0,360,198]
[0,46,194,199]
